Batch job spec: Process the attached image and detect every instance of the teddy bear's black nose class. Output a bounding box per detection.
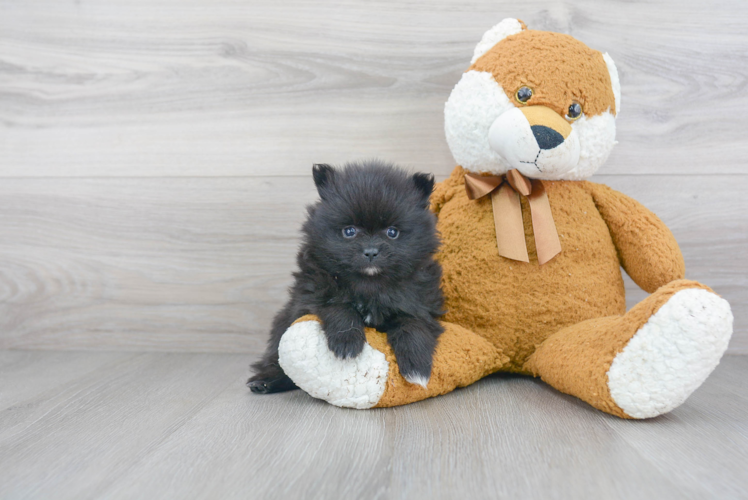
[531,125,565,150]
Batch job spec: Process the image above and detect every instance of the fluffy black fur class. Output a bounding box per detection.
[247,160,445,394]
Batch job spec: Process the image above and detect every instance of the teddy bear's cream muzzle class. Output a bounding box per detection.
[487,105,581,179]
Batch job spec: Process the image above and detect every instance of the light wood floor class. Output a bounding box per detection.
[0,350,746,499]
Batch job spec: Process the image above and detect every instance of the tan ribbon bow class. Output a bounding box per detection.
[464,170,562,265]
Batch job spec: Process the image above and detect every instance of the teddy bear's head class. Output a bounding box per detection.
[445,19,620,180]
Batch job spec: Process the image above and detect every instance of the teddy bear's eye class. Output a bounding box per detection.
[566,102,583,121]
[515,86,533,104]
[342,226,357,238]
[386,227,399,239]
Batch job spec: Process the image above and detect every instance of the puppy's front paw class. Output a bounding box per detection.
[397,354,432,389]
[402,371,430,389]
[389,327,437,389]
[327,329,366,359]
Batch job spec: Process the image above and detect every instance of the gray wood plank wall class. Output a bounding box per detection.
[1,0,746,353]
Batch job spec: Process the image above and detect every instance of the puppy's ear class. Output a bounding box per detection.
[312,163,335,200]
[412,172,435,209]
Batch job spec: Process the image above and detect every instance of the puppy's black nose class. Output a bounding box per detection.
[531,125,565,150]
[363,247,379,261]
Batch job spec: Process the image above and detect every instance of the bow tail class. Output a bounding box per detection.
[468,171,561,265]
[491,184,529,263]
[528,180,562,265]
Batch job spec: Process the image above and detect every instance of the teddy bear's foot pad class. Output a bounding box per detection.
[278,320,389,409]
[607,289,733,419]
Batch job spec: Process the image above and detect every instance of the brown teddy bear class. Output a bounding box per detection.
[277,19,733,418]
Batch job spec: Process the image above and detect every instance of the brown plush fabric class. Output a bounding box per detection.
[370,322,509,408]
[434,166,630,372]
[588,183,685,293]
[470,29,616,118]
[524,280,714,418]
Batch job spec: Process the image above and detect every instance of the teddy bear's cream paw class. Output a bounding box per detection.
[607,289,733,419]
[278,320,389,409]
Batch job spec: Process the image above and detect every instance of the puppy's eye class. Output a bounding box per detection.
[342,226,357,238]
[566,102,582,121]
[515,86,532,104]
[386,227,399,239]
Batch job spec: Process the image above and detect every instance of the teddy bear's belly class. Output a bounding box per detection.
[436,182,626,372]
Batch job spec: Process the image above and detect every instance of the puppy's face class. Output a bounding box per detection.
[445,19,620,180]
[306,162,438,281]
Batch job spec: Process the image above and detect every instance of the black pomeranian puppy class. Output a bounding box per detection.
[247,160,445,394]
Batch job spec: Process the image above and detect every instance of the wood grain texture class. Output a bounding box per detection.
[0,0,745,354]
[0,350,746,499]
[0,350,133,410]
[0,352,250,499]
[0,174,745,352]
[1,0,747,177]
[0,176,318,352]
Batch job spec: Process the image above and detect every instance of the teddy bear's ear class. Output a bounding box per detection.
[470,18,527,64]
[602,52,621,115]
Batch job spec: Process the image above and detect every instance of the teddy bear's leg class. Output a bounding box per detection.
[524,280,733,419]
[278,315,508,409]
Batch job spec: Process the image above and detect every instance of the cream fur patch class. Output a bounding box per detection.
[444,70,514,174]
[607,289,733,419]
[471,18,525,64]
[278,320,388,409]
[602,53,621,115]
[568,111,617,180]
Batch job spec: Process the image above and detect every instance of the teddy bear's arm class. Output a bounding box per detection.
[586,181,685,293]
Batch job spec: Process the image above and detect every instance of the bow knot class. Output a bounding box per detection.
[464,170,561,265]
